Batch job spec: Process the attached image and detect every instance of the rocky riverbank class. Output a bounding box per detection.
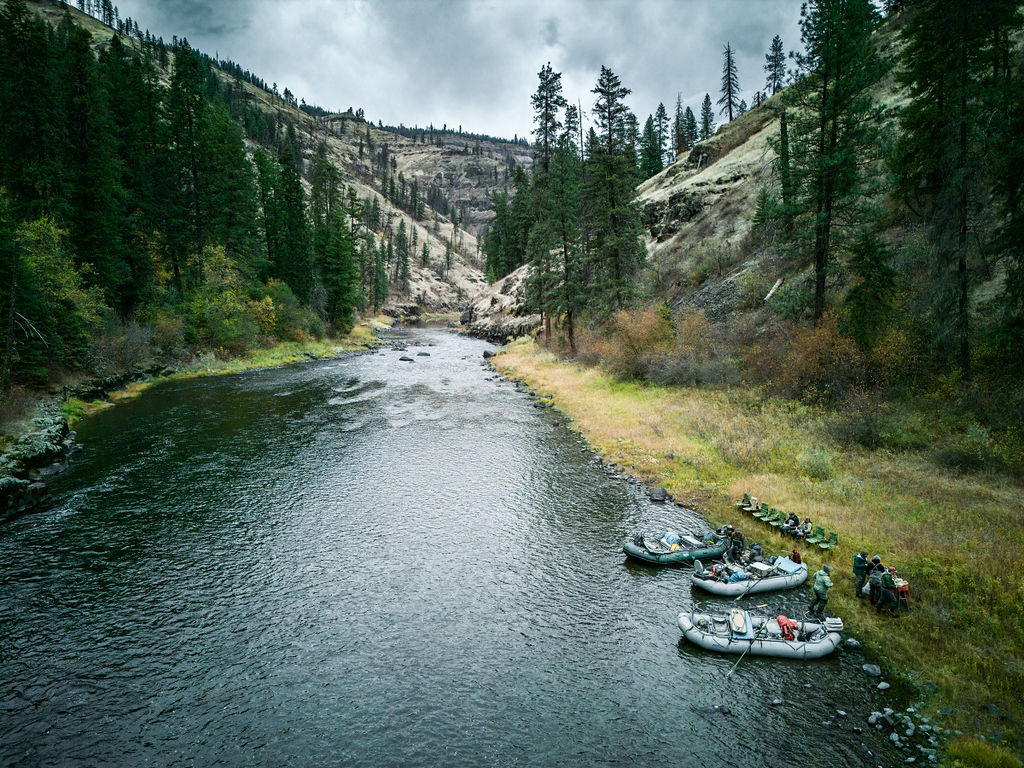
[0,322,389,523]
[0,368,167,521]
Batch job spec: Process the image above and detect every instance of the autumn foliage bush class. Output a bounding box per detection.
[582,303,736,386]
[745,314,864,401]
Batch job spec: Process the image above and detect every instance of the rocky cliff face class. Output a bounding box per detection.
[636,103,779,320]
[459,264,540,342]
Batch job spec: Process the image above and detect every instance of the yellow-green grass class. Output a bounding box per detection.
[495,337,1024,760]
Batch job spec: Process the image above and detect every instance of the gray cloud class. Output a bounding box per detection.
[113,0,803,140]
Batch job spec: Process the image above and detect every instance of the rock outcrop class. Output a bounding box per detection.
[459,264,541,342]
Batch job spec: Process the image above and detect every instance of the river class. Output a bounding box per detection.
[0,328,902,767]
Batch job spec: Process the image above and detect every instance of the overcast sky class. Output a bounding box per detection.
[111,0,805,141]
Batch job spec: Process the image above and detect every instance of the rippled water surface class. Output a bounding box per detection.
[1,329,903,766]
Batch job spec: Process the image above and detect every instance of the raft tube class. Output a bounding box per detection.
[622,532,728,566]
[689,557,808,596]
[678,610,843,659]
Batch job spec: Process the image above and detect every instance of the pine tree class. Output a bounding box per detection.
[683,106,698,149]
[531,62,567,173]
[841,231,897,352]
[583,66,645,311]
[322,207,358,330]
[737,99,748,116]
[786,0,884,322]
[698,93,715,141]
[765,34,786,95]
[718,42,740,121]
[654,102,669,164]
[639,115,663,179]
[894,0,1020,377]
[673,94,686,158]
[272,145,312,301]
[59,18,129,302]
[166,41,210,288]
[372,241,387,311]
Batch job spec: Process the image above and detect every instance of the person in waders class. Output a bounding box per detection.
[853,551,869,598]
[808,564,833,617]
[876,566,899,617]
[867,556,884,605]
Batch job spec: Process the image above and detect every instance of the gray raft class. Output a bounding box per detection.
[678,608,844,659]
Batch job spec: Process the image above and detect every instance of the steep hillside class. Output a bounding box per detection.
[26,0,530,315]
[637,19,910,322]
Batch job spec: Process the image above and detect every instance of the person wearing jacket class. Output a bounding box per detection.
[867,556,884,605]
[853,551,870,597]
[808,564,833,617]
[728,530,746,563]
[876,566,899,616]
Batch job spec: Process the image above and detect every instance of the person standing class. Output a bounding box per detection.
[808,564,833,618]
[867,556,884,605]
[853,551,869,597]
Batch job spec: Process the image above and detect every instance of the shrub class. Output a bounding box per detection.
[90,319,153,373]
[736,269,773,309]
[602,307,675,380]
[797,446,833,480]
[769,278,814,321]
[947,737,1023,768]
[934,423,996,472]
[777,315,864,402]
[148,311,186,359]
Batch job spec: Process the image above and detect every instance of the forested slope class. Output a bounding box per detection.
[0,0,531,403]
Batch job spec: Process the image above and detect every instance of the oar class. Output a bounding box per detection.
[726,620,770,678]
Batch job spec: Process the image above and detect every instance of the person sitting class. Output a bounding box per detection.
[867,556,884,605]
[728,530,746,563]
[782,512,800,536]
[743,541,764,564]
[715,524,734,539]
[876,566,899,616]
[794,518,812,539]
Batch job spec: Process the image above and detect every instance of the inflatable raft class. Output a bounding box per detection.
[622,530,728,566]
[678,608,844,659]
[690,555,808,596]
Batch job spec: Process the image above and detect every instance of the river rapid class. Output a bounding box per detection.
[0,328,904,767]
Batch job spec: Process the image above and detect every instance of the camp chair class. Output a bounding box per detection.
[770,510,787,527]
[735,492,751,509]
[805,525,826,545]
[818,530,839,550]
[754,503,772,520]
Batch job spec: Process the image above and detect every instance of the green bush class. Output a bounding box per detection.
[797,445,833,480]
[770,279,814,321]
[934,423,996,472]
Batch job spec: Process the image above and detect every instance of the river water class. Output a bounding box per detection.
[1,328,903,767]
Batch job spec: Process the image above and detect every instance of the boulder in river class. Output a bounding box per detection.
[649,488,670,502]
[399,356,414,362]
